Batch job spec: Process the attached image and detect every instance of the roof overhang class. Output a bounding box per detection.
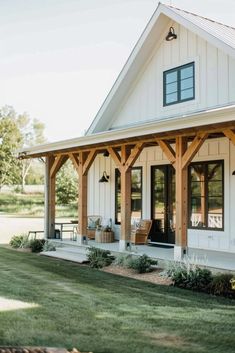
[18,104,235,159]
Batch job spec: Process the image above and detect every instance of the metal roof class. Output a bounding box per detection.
[169,5,235,50]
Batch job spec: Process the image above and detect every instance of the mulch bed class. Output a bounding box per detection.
[102,265,172,286]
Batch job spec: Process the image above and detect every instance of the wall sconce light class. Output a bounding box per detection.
[232,170,235,175]
[166,26,177,41]
[103,150,110,157]
[99,171,110,183]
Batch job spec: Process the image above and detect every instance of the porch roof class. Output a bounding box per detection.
[18,103,235,158]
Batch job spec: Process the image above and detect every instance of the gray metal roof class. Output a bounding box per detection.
[169,5,235,50]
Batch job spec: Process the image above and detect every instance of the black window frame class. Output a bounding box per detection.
[163,62,195,106]
[188,160,224,231]
[115,166,143,225]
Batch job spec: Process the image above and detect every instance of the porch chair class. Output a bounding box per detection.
[131,219,152,245]
[87,215,102,239]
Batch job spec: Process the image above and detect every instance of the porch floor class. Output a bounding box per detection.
[47,238,235,271]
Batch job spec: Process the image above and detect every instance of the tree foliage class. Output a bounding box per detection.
[56,160,78,205]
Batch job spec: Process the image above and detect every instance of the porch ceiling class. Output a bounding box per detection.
[18,104,235,159]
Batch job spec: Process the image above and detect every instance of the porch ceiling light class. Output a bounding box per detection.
[99,171,109,183]
[165,26,177,41]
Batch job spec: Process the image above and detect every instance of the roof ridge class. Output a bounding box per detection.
[165,3,235,31]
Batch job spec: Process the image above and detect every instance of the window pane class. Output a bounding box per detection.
[166,71,177,84]
[191,181,204,196]
[166,81,177,94]
[166,92,177,104]
[208,163,222,181]
[208,197,223,228]
[180,88,194,100]
[181,77,193,90]
[190,197,206,227]
[208,181,222,196]
[131,168,142,221]
[181,65,193,79]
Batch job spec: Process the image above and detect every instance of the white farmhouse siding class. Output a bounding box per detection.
[108,22,235,130]
[87,137,235,253]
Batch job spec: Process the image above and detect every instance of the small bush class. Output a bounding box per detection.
[208,273,235,298]
[127,254,158,273]
[113,254,133,267]
[42,240,56,252]
[29,239,46,253]
[167,261,212,291]
[9,234,30,249]
[87,247,115,269]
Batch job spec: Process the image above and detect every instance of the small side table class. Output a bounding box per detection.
[95,230,114,243]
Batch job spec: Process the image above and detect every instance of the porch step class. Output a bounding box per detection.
[41,246,89,263]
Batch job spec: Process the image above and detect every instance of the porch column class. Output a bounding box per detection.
[174,137,188,260]
[119,166,132,251]
[44,155,56,239]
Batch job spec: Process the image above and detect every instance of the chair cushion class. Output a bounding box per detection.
[87,216,101,229]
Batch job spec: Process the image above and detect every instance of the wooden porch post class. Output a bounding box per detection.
[44,155,56,239]
[174,136,188,260]
[120,165,132,251]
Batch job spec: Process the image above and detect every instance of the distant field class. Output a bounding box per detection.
[0,192,77,218]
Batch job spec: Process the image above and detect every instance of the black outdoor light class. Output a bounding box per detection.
[232,170,235,175]
[166,26,177,41]
[99,171,110,183]
[103,150,110,157]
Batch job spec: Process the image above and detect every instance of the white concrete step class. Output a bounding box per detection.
[41,247,89,263]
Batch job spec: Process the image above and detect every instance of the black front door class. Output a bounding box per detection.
[150,165,175,244]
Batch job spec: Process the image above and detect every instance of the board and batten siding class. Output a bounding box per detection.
[108,22,235,130]
[87,137,235,253]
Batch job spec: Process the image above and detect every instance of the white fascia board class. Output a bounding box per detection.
[19,104,235,157]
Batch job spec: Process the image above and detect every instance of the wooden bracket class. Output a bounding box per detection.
[156,139,176,166]
[182,132,208,169]
[107,147,121,168]
[124,142,145,172]
[223,129,235,145]
[69,153,80,174]
[50,155,68,178]
[82,149,97,176]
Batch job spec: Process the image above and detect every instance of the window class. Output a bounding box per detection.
[163,62,195,106]
[115,167,142,224]
[189,160,224,230]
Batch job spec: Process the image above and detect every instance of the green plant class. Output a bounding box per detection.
[29,239,46,253]
[167,261,212,291]
[42,240,56,252]
[127,254,158,273]
[208,273,235,298]
[9,234,30,249]
[87,247,115,268]
[113,253,133,267]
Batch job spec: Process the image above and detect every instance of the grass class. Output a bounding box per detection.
[0,247,234,353]
[0,192,77,217]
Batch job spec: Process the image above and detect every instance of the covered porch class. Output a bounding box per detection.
[19,107,235,261]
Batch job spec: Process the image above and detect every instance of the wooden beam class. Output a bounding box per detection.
[45,156,56,239]
[82,149,97,175]
[175,136,188,248]
[120,166,131,249]
[69,153,80,174]
[124,142,145,172]
[78,151,87,236]
[50,154,68,178]
[223,129,235,145]
[182,132,208,169]
[107,147,121,168]
[156,138,176,166]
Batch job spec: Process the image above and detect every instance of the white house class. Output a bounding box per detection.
[19,3,235,261]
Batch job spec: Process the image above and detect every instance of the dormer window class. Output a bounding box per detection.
[163,62,195,106]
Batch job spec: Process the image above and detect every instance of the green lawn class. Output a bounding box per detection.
[0,247,234,353]
[0,192,77,217]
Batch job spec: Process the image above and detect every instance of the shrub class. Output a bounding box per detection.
[127,254,158,274]
[167,261,212,291]
[113,254,133,267]
[208,273,235,298]
[42,240,56,252]
[87,247,115,269]
[29,239,46,253]
[9,234,30,249]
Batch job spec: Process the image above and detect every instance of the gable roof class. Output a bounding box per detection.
[86,2,235,135]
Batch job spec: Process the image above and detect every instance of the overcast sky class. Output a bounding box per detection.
[1,0,234,142]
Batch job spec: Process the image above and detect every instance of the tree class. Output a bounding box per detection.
[56,160,78,205]
[17,114,46,192]
[0,106,22,189]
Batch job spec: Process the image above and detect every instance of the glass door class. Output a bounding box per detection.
[150,165,175,244]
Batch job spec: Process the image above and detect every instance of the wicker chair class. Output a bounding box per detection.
[131,219,152,245]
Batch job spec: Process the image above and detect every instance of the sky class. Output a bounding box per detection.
[1,0,235,143]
